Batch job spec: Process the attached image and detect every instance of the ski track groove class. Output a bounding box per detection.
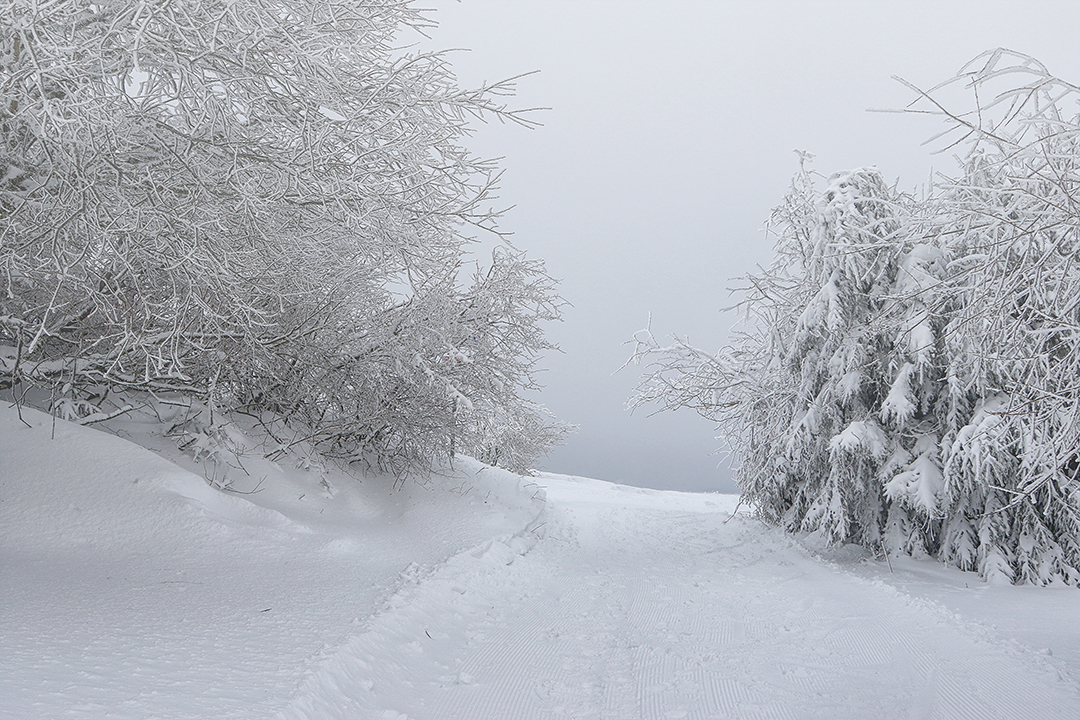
[823,622,894,666]
[448,612,556,719]
[279,482,1080,719]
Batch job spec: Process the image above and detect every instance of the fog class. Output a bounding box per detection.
[420,0,1080,492]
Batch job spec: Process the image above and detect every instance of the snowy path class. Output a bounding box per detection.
[284,476,1079,720]
[3,406,1079,719]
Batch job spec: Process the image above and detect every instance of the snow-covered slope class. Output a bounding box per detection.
[0,404,545,719]
[3,403,1079,719]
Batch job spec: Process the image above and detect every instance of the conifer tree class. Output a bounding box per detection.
[630,50,1080,583]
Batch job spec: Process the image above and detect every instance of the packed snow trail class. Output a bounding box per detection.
[3,405,1079,719]
[283,475,1078,720]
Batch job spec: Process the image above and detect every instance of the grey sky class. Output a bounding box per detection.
[419,0,1080,493]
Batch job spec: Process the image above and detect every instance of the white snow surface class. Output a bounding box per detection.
[2,404,1079,719]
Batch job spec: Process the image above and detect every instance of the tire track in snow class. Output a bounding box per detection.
[444,605,565,719]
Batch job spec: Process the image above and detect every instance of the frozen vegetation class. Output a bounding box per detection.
[3,403,1080,719]
[0,0,570,478]
[632,51,1080,584]
[3,2,1080,717]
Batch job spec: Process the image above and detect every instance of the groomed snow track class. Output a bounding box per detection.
[3,406,1077,720]
[280,475,1079,720]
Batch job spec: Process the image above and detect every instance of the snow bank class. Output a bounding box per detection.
[0,403,546,720]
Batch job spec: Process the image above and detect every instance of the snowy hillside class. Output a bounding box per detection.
[2,403,1079,719]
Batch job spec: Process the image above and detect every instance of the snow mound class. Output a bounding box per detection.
[0,403,546,720]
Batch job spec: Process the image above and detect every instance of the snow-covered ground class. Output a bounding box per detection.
[2,403,1078,719]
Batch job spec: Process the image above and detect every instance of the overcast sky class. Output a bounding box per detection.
[417,0,1080,493]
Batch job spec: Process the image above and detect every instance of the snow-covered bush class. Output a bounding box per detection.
[630,50,1080,584]
[0,0,568,474]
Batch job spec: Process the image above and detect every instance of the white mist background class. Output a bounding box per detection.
[420,0,1080,492]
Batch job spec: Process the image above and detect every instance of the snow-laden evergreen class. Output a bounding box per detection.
[630,50,1080,584]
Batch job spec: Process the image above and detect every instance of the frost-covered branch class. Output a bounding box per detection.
[628,50,1080,584]
[0,0,569,475]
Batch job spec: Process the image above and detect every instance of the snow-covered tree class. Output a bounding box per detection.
[630,50,1080,584]
[284,247,571,475]
[0,0,568,473]
[922,50,1080,583]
